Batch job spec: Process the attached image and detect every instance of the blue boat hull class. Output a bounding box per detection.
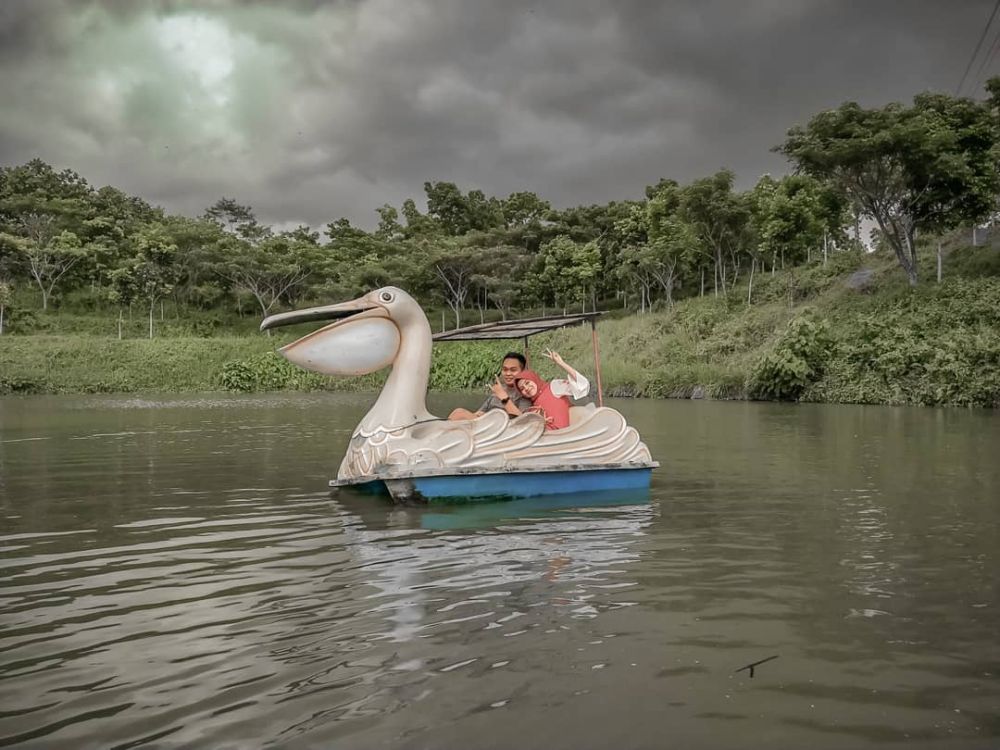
[405,467,651,501]
[330,465,653,504]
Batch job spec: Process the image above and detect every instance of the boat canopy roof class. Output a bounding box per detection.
[433,312,603,342]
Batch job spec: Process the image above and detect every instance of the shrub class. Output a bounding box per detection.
[219,351,329,392]
[749,316,833,400]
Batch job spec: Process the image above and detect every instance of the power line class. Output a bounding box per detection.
[956,0,1000,95]
[972,21,1000,92]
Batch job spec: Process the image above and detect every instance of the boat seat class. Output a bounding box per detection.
[568,403,597,426]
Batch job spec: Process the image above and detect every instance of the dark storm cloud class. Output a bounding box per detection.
[0,0,994,230]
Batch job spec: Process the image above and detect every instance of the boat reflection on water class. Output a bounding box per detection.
[331,487,655,643]
[335,485,653,531]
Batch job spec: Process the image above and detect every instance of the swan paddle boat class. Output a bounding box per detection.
[260,287,657,503]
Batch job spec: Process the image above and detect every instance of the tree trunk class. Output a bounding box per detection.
[0,304,4,335]
[823,232,828,265]
[937,241,942,283]
[700,267,705,297]
[747,258,756,307]
[117,308,123,340]
[148,300,155,339]
[902,229,919,287]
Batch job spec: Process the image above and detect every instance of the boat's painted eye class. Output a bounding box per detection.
[380,291,394,303]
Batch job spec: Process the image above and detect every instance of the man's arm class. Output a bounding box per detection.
[502,395,523,417]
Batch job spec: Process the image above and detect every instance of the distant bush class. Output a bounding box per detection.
[219,351,336,392]
[0,374,49,394]
[749,316,834,400]
[807,278,1000,407]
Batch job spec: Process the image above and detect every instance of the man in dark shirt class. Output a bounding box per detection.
[448,352,532,420]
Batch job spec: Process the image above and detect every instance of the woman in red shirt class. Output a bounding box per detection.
[514,349,590,430]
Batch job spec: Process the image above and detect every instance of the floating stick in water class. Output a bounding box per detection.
[734,654,779,679]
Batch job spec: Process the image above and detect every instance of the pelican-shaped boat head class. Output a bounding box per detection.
[261,286,433,436]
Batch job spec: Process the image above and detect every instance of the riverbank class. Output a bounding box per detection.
[2,245,999,407]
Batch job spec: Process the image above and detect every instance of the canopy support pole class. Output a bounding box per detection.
[590,319,604,407]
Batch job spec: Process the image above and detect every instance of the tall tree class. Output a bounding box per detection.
[0,159,94,235]
[0,280,11,335]
[424,181,471,236]
[536,236,600,313]
[779,88,1000,285]
[14,215,87,310]
[679,171,750,295]
[431,241,476,328]
[216,236,313,319]
[374,204,403,240]
[133,224,178,338]
[501,191,551,227]
[203,198,272,245]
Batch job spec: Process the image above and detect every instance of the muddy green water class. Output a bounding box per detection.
[1,393,998,749]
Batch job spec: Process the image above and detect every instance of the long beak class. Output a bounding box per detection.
[260,300,375,332]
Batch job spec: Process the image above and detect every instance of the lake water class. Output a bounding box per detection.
[1,393,998,749]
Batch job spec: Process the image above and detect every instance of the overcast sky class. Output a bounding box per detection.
[0,0,995,230]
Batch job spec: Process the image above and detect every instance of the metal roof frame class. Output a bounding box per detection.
[432,312,603,342]
[432,311,606,406]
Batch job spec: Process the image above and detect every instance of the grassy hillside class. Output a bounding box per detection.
[2,241,999,407]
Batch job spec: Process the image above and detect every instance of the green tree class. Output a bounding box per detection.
[400,199,441,237]
[465,189,504,232]
[162,216,228,311]
[537,235,600,313]
[754,174,827,269]
[431,240,476,327]
[203,198,272,245]
[0,159,94,236]
[501,191,551,227]
[424,181,471,236]
[17,216,87,310]
[133,225,178,338]
[679,170,751,295]
[374,204,403,240]
[469,244,532,320]
[107,262,139,339]
[779,89,1000,285]
[646,182,700,305]
[216,236,312,319]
